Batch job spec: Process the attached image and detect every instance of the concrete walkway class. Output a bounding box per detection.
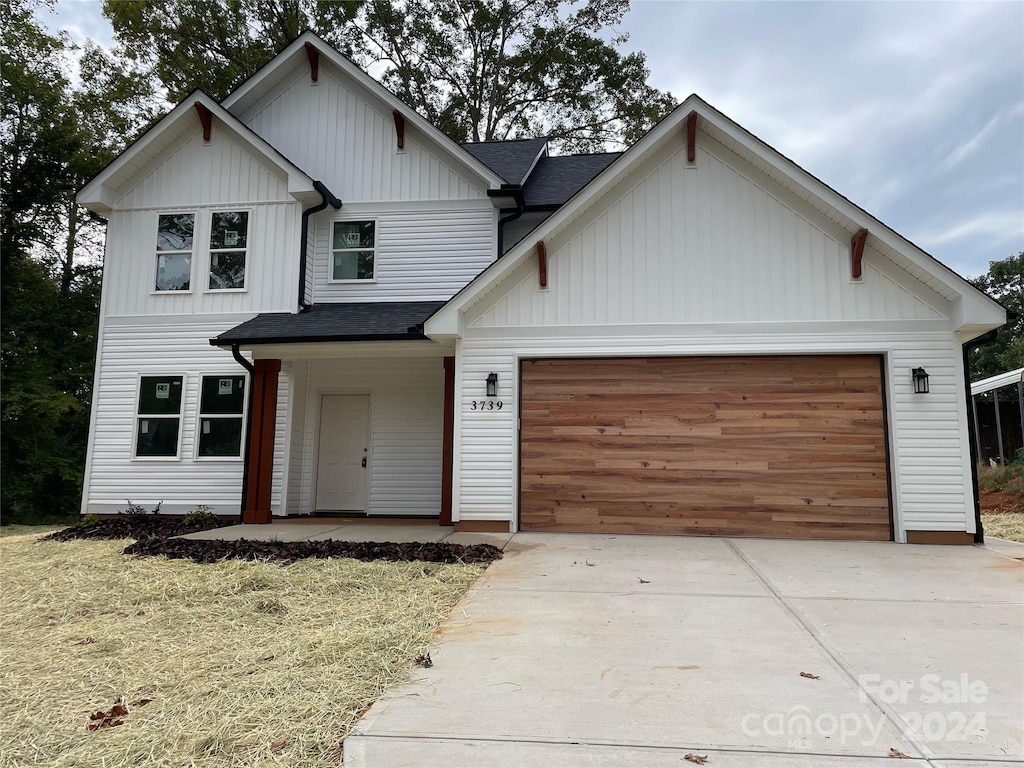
[344,534,1024,767]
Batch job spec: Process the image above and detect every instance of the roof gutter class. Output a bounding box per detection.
[231,344,256,516]
[298,180,342,312]
[962,328,1000,544]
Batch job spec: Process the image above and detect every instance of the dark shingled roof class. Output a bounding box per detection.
[461,138,548,185]
[212,301,447,345]
[522,153,621,208]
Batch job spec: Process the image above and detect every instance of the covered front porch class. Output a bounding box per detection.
[212,302,457,526]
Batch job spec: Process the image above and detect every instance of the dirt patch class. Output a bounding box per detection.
[980,490,1024,516]
[44,513,234,542]
[124,537,503,565]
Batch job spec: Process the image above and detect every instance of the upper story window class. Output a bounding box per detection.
[331,220,375,281]
[208,211,249,291]
[155,214,194,291]
[134,375,184,458]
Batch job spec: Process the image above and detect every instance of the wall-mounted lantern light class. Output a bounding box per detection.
[912,367,930,394]
[486,372,498,397]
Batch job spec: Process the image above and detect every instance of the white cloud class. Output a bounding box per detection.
[923,211,1024,248]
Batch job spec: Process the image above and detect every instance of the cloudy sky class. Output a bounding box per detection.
[40,1,1023,278]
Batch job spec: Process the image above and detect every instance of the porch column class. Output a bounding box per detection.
[244,358,281,524]
[440,356,455,525]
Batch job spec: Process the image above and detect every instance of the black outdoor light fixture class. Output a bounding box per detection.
[912,367,930,394]
[486,372,498,397]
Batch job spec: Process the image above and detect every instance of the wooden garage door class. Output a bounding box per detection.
[520,356,891,541]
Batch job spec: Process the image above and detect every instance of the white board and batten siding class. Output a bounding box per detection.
[235,65,486,203]
[286,357,445,517]
[83,316,289,516]
[451,135,974,538]
[105,126,301,318]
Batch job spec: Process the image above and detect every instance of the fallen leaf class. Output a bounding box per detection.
[586,561,596,567]
[638,577,650,584]
[414,652,433,668]
[684,754,708,764]
[889,747,910,758]
[129,698,152,708]
[799,672,820,680]
[270,738,287,753]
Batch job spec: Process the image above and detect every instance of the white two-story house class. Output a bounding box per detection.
[77,32,1005,544]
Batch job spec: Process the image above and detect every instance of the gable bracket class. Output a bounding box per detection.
[392,110,406,150]
[851,227,869,279]
[194,102,213,142]
[536,240,548,288]
[686,111,698,163]
[303,42,319,82]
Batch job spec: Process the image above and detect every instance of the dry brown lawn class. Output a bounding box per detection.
[0,530,485,767]
[984,513,1024,543]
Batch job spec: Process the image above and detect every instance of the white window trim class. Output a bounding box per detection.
[205,207,252,293]
[329,218,377,283]
[193,373,248,462]
[131,373,186,461]
[153,210,197,294]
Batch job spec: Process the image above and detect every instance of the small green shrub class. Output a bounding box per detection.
[184,505,218,527]
[78,514,102,529]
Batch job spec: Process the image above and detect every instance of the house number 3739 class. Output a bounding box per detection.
[470,400,503,410]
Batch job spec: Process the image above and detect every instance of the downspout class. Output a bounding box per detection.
[232,343,256,517]
[495,187,525,258]
[298,180,342,312]
[962,329,999,544]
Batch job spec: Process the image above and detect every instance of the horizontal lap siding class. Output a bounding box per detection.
[311,204,495,302]
[298,357,444,516]
[455,334,973,536]
[85,319,287,515]
[520,356,891,540]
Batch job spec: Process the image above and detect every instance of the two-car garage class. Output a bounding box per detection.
[519,355,893,541]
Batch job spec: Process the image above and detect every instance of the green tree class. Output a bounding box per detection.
[103,0,675,151]
[1,1,158,523]
[969,251,1023,381]
[102,0,363,102]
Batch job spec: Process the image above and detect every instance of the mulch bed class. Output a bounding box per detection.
[43,513,503,565]
[980,490,1024,515]
[43,514,232,542]
[124,537,503,565]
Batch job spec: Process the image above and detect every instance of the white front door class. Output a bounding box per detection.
[316,394,370,512]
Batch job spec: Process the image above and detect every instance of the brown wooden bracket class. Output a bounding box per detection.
[392,110,405,150]
[194,102,212,142]
[851,227,869,279]
[304,41,319,82]
[686,111,698,163]
[536,240,547,288]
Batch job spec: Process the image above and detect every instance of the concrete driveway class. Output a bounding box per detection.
[344,535,1024,767]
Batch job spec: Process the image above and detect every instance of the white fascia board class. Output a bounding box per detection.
[77,91,316,214]
[426,97,697,336]
[223,31,505,191]
[427,94,1007,337]
[971,367,1024,396]
[693,97,1005,322]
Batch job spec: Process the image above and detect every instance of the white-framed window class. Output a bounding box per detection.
[134,375,185,458]
[331,220,376,281]
[154,213,195,292]
[207,210,249,291]
[196,374,247,459]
